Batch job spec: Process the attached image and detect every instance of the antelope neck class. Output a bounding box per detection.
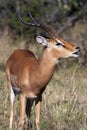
[29,48,57,93]
[37,48,57,82]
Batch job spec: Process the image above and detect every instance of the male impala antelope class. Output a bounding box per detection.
[6,3,80,130]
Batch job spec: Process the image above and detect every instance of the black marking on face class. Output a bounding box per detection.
[56,42,62,46]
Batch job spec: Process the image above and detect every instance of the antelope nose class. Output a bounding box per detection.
[76,47,81,52]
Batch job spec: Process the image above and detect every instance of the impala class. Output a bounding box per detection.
[6,3,80,130]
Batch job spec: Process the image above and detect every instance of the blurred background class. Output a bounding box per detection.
[0,0,87,130]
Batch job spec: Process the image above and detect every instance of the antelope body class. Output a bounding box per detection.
[6,2,80,130]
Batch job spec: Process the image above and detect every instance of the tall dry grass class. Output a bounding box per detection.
[0,25,87,130]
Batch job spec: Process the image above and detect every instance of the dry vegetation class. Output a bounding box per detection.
[0,22,87,130]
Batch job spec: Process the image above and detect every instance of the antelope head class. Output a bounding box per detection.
[16,2,80,61]
[36,35,80,60]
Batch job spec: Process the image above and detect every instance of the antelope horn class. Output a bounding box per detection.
[16,1,58,38]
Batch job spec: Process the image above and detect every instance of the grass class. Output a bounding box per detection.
[0,25,87,130]
[41,65,87,130]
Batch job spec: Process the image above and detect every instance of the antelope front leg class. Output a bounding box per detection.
[35,95,42,130]
[9,86,15,128]
[18,94,26,130]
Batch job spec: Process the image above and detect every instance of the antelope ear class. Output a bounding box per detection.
[36,36,50,47]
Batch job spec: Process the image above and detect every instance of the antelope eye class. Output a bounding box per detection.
[56,42,62,46]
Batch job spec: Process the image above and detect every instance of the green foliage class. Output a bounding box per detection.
[0,0,86,39]
[69,0,79,8]
[0,0,54,38]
